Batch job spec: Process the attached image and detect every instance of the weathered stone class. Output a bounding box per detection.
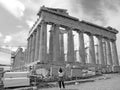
[67,28,74,63]
[48,26,54,62]
[88,33,96,64]
[111,40,119,66]
[34,27,40,61]
[38,21,47,63]
[59,33,65,62]
[52,24,60,62]
[106,39,113,65]
[32,32,36,62]
[78,31,86,64]
[29,36,32,63]
[97,36,105,65]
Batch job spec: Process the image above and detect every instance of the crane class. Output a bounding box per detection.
[0,45,27,54]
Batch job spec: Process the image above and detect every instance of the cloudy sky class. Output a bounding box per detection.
[0,0,120,64]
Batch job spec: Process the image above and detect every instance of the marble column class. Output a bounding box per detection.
[103,40,107,65]
[49,26,54,62]
[106,39,113,65]
[67,28,74,63]
[33,31,36,62]
[29,36,32,63]
[26,39,30,64]
[60,32,65,62]
[95,45,99,64]
[111,40,119,66]
[97,36,105,65]
[53,24,60,62]
[88,33,96,64]
[31,32,36,62]
[78,31,86,64]
[74,50,77,62]
[34,26,40,61]
[39,21,47,63]
[30,35,33,63]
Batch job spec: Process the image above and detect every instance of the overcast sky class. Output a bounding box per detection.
[0,0,120,65]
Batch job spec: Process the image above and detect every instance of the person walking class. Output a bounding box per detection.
[58,67,65,90]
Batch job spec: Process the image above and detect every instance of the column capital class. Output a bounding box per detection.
[34,28,37,32]
[27,33,33,40]
[103,37,113,41]
[33,31,37,34]
[86,32,94,36]
[65,26,73,30]
[77,29,84,33]
[40,20,47,25]
[51,23,60,27]
[37,24,41,29]
[110,39,116,42]
[95,34,103,38]
[49,24,59,32]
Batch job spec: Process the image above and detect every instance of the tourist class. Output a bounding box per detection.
[58,67,65,89]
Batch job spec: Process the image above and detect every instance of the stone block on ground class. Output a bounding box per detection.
[71,68,82,77]
[112,66,120,72]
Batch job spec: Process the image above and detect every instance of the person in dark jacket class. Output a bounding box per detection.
[58,67,65,89]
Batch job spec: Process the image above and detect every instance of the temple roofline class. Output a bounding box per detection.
[81,20,118,34]
[37,5,79,21]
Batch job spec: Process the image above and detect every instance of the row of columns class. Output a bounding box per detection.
[87,34,119,66]
[26,20,119,67]
[27,21,47,63]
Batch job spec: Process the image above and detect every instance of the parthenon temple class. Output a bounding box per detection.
[12,6,120,76]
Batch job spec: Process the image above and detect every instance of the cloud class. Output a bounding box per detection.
[16,25,23,29]
[21,0,71,11]
[8,30,28,47]
[70,0,120,26]
[21,0,41,12]
[4,35,12,43]
[0,30,28,65]
[0,32,3,37]
[0,0,25,18]
[11,30,28,45]
[1,30,27,48]
[21,0,80,28]
[1,45,18,52]
[0,51,11,64]
[26,20,34,28]
[101,0,120,28]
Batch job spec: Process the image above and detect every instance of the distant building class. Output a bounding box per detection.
[11,48,27,71]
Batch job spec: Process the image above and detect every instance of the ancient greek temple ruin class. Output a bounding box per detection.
[12,6,120,75]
